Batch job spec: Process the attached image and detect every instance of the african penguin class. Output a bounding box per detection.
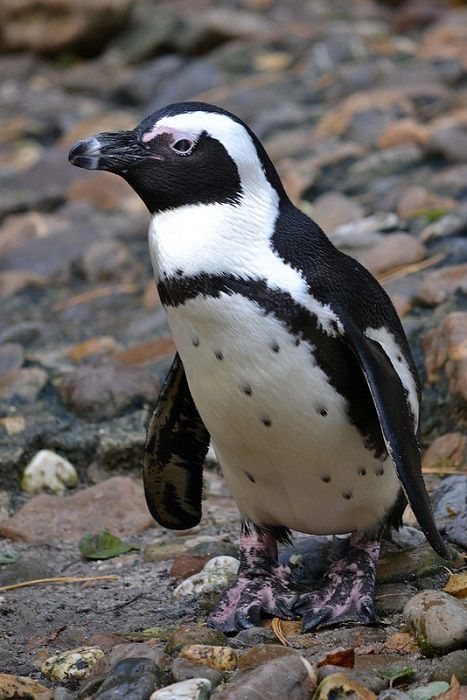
[69,101,453,633]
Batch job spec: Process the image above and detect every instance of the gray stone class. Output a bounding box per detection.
[171,658,222,687]
[428,125,467,163]
[317,666,387,694]
[374,582,418,616]
[59,362,159,421]
[430,649,467,684]
[219,655,315,699]
[421,201,467,241]
[0,343,23,378]
[92,657,164,699]
[403,590,467,654]
[408,682,450,700]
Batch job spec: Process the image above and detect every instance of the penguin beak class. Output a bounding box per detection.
[68,131,147,173]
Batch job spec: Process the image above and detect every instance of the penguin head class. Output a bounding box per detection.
[68,102,286,214]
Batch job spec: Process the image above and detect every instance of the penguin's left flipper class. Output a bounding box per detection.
[338,308,453,561]
[144,353,210,530]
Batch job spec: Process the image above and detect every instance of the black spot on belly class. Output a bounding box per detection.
[214,350,224,360]
[375,466,384,476]
[343,490,353,500]
[358,467,367,476]
[271,342,280,353]
[176,268,183,276]
[321,474,331,483]
[261,417,272,427]
[294,338,301,347]
[397,354,402,362]
[317,406,328,417]
[245,472,256,483]
[242,384,253,396]
[192,336,200,347]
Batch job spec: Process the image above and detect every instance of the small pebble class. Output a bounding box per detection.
[92,657,164,699]
[430,649,467,685]
[173,556,239,598]
[150,678,211,700]
[41,646,105,681]
[180,645,237,671]
[21,449,78,494]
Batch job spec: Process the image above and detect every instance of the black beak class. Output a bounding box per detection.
[68,130,146,173]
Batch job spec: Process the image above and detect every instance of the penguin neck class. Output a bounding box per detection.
[148,183,283,283]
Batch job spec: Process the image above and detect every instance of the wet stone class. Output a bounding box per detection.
[165,625,226,655]
[90,657,164,699]
[90,643,170,678]
[374,582,418,616]
[237,643,298,671]
[41,646,105,681]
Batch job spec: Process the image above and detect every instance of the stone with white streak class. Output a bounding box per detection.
[150,678,211,700]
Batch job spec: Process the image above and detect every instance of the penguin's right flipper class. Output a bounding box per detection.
[144,353,210,529]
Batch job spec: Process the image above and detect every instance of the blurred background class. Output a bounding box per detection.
[0,0,466,685]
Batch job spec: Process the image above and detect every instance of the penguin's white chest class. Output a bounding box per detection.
[166,292,400,536]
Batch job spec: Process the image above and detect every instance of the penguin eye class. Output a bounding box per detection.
[171,139,194,155]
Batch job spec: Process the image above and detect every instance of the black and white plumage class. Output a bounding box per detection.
[69,101,452,632]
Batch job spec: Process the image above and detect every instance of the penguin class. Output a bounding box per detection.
[69,101,453,633]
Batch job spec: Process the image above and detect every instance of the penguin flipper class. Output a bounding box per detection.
[144,352,210,529]
[338,309,453,560]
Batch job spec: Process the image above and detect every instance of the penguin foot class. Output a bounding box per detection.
[207,529,297,634]
[295,534,380,632]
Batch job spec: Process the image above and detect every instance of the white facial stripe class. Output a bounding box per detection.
[142,125,198,144]
[153,111,267,194]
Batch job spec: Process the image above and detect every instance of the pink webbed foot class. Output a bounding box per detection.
[294,534,380,632]
[207,529,298,634]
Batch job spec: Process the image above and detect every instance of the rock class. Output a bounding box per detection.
[431,476,467,550]
[150,678,211,700]
[90,642,170,677]
[0,343,23,378]
[170,658,222,686]
[80,239,137,283]
[408,682,450,700]
[0,476,154,543]
[0,0,133,56]
[329,213,400,250]
[421,312,467,406]
[170,555,211,580]
[165,626,226,655]
[0,673,52,699]
[396,186,454,219]
[21,449,78,494]
[0,366,48,401]
[417,264,467,305]
[219,655,316,699]
[311,192,364,233]
[59,362,159,421]
[421,202,467,241]
[173,556,239,598]
[361,234,426,276]
[68,174,144,215]
[374,582,418,616]
[314,672,376,700]
[376,543,459,584]
[348,145,423,180]
[41,646,105,681]
[91,657,164,699]
[422,433,466,472]
[430,649,467,685]
[378,691,410,700]
[180,645,237,671]
[317,667,386,695]
[67,337,120,363]
[111,338,176,366]
[428,125,467,163]
[0,211,64,257]
[0,321,59,348]
[237,644,297,671]
[403,590,467,655]
[0,270,45,299]
[378,119,430,149]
